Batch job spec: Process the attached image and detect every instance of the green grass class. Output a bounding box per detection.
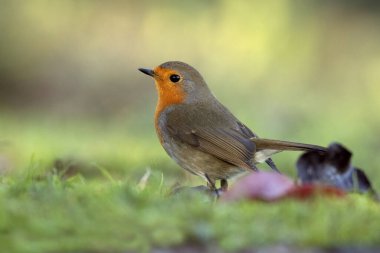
[1,172,380,253]
[1,115,380,253]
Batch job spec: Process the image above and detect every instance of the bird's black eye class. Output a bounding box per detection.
[169,74,181,83]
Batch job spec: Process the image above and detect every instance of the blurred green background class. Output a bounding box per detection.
[2,1,380,252]
[1,0,380,187]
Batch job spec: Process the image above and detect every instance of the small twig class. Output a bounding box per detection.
[137,167,151,191]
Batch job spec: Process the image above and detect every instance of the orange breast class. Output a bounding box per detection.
[153,67,186,143]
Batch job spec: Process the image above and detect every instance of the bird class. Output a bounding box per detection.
[138,61,326,193]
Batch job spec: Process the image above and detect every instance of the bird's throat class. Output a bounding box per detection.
[154,83,186,117]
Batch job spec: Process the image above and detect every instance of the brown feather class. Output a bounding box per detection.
[251,138,326,152]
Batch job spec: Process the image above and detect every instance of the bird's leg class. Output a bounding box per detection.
[205,173,219,197]
[220,179,228,192]
[265,158,281,173]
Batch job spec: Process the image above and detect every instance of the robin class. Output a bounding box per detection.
[139,61,326,192]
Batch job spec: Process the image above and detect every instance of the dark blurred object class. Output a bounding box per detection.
[297,143,378,198]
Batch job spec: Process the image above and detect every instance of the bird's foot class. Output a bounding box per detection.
[205,174,221,198]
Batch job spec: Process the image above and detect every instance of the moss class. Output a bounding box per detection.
[1,170,380,253]
[1,117,380,252]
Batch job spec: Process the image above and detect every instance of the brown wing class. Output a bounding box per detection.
[236,121,258,138]
[167,123,257,170]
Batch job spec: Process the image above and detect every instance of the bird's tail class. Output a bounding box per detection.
[251,138,326,152]
[250,138,326,163]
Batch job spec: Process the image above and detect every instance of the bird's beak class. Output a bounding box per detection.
[138,68,155,77]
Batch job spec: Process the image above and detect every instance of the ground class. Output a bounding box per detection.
[1,116,380,253]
